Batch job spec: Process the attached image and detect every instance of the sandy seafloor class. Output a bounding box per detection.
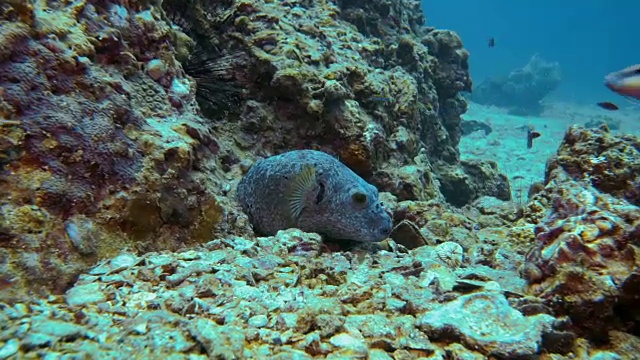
[459,100,640,202]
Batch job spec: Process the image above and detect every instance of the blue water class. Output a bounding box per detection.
[422,0,640,105]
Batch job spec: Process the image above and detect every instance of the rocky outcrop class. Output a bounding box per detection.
[549,125,640,206]
[437,159,511,206]
[164,0,483,199]
[473,54,561,115]
[461,119,492,136]
[0,0,253,300]
[521,126,640,341]
[0,0,495,301]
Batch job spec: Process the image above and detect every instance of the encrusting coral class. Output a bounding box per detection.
[520,125,640,341]
[0,0,506,300]
[161,0,501,206]
[1,0,640,358]
[0,0,248,300]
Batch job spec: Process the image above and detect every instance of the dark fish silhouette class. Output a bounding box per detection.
[461,119,492,136]
[596,101,619,111]
[527,126,541,149]
[488,37,495,48]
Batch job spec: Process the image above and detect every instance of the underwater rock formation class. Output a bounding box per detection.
[0,0,500,301]
[437,159,511,207]
[0,0,248,300]
[585,116,621,131]
[521,126,640,341]
[338,0,426,38]
[461,118,492,136]
[163,0,486,205]
[472,54,561,116]
[551,125,640,206]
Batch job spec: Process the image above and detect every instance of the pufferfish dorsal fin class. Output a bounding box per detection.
[285,164,317,221]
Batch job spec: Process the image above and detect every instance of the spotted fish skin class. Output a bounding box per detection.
[236,150,393,242]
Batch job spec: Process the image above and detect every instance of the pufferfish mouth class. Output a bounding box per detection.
[379,225,392,237]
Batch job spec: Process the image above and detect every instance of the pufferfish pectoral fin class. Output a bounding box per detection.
[285,164,318,221]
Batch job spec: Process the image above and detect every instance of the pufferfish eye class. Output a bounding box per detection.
[351,191,368,205]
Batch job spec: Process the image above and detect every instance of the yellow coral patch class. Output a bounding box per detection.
[0,22,32,61]
[188,197,224,243]
[1,204,51,234]
[32,0,94,56]
[339,143,371,176]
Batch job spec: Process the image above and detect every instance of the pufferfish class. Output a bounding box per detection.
[236,150,393,242]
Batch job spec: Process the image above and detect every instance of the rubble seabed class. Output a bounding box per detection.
[0,0,639,358]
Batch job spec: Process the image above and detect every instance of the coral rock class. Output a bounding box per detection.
[389,219,431,249]
[522,126,640,340]
[473,54,561,115]
[551,125,640,206]
[436,160,511,206]
[0,0,236,300]
[417,292,556,358]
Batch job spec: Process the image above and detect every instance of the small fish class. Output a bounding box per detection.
[285,164,319,220]
[488,37,495,48]
[596,101,619,111]
[527,126,541,149]
[604,64,640,101]
[371,96,392,103]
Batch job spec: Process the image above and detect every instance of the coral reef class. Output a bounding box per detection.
[521,126,640,341]
[437,159,511,206]
[5,0,640,357]
[0,0,249,300]
[473,54,561,115]
[0,0,504,303]
[163,0,493,207]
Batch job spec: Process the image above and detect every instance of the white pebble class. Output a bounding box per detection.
[0,339,19,360]
[65,282,106,307]
[248,315,268,328]
[329,333,368,354]
[435,241,464,269]
[109,253,138,271]
[146,59,167,80]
